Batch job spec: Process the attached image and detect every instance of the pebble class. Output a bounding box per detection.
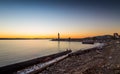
[109,56,112,59]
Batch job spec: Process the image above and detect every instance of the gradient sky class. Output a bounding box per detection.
[0,0,120,38]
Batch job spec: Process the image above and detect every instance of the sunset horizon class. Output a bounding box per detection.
[0,0,120,39]
[0,32,118,38]
[0,0,120,74]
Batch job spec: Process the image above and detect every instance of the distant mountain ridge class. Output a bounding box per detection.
[92,35,113,40]
[83,33,119,40]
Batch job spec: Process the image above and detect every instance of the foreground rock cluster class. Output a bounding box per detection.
[39,40,120,74]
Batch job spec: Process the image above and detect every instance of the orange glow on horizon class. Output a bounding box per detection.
[0,32,115,38]
[0,34,86,38]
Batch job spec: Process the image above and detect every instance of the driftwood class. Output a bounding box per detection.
[0,50,72,74]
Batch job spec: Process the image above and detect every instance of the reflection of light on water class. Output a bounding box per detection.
[68,42,71,50]
[57,41,71,51]
[57,41,61,52]
[0,40,101,67]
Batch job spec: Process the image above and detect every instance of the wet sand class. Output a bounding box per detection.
[39,40,120,74]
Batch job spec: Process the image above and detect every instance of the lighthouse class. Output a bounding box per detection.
[58,33,60,40]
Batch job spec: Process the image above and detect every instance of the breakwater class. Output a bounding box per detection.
[0,50,72,74]
[51,38,82,42]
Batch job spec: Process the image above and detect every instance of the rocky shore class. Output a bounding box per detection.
[39,40,120,74]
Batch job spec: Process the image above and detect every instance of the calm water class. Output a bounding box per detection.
[0,39,100,67]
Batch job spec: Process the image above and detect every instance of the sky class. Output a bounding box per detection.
[0,0,120,38]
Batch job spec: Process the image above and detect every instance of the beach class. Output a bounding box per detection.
[39,40,120,74]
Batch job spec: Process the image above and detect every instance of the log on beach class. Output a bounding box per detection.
[0,50,72,74]
[40,40,120,74]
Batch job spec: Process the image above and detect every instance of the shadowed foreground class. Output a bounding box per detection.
[39,40,120,74]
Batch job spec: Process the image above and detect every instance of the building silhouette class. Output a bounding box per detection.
[114,33,119,39]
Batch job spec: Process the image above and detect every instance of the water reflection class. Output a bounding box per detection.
[68,41,71,50]
[0,40,100,67]
[57,41,60,52]
[57,41,71,51]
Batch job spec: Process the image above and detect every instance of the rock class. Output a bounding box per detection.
[109,56,112,59]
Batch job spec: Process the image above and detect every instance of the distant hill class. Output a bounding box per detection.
[93,35,113,40]
[83,35,114,40]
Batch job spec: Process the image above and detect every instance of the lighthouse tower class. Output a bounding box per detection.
[58,33,60,40]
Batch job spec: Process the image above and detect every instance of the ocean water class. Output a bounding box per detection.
[0,39,100,67]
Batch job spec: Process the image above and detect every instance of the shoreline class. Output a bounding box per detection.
[0,40,119,74]
[16,44,104,74]
[0,50,71,74]
[40,40,120,74]
[0,42,102,74]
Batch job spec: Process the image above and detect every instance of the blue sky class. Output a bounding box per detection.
[0,0,120,38]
